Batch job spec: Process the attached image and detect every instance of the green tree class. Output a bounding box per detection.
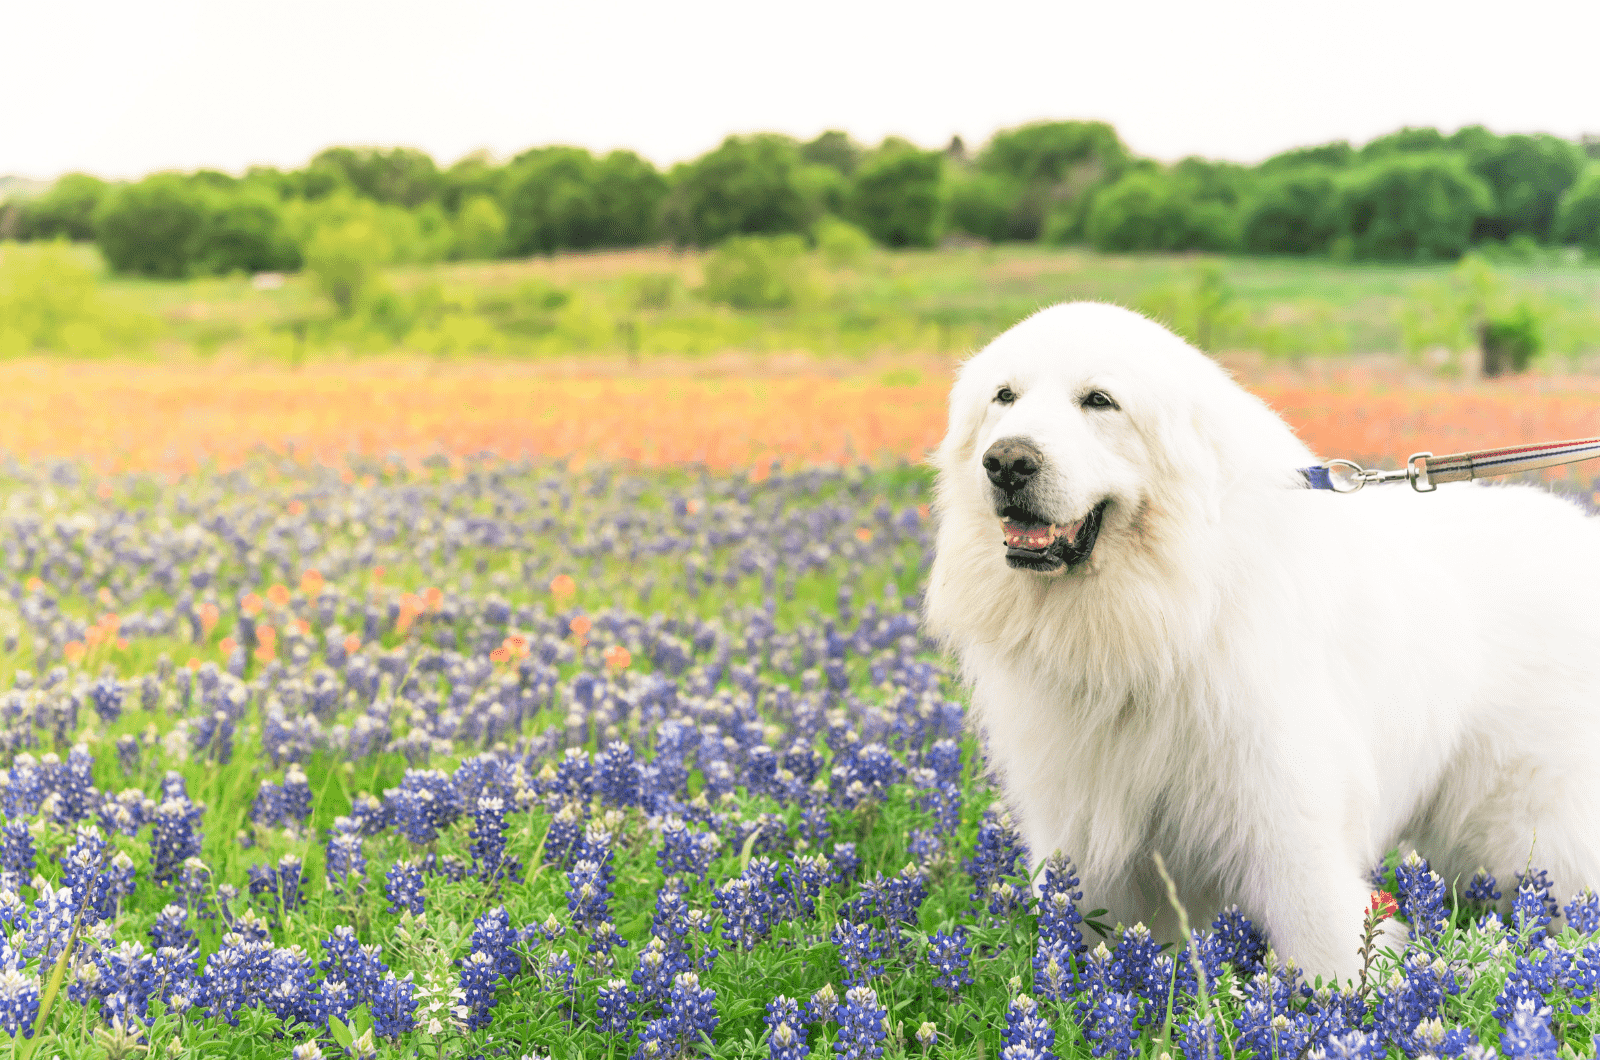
[17,174,109,242]
[591,150,668,245]
[440,152,507,214]
[800,130,863,176]
[502,147,665,255]
[947,170,1018,242]
[1554,166,1600,252]
[1241,168,1343,254]
[1337,153,1492,260]
[1360,126,1449,158]
[975,120,1131,240]
[303,219,392,315]
[190,191,301,275]
[845,146,944,248]
[1258,141,1355,175]
[309,146,441,207]
[1083,170,1238,252]
[660,134,818,246]
[94,174,210,277]
[1456,129,1585,242]
[454,195,508,260]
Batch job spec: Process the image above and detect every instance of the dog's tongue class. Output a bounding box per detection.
[1002,518,1083,551]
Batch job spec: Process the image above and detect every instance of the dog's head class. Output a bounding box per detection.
[932,302,1313,578]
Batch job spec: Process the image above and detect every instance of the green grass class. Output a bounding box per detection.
[12,240,1600,364]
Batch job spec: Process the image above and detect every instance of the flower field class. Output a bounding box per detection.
[0,362,1596,1060]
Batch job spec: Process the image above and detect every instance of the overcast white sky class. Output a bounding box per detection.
[5,0,1599,181]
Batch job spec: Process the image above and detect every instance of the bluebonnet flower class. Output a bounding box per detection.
[595,740,643,807]
[21,883,77,965]
[457,950,500,1032]
[846,863,927,928]
[836,984,888,1060]
[1308,1029,1381,1060]
[384,861,426,916]
[469,906,522,980]
[249,780,286,829]
[1394,853,1449,946]
[1566,889,1600,935]
[277,854,306,911]
[806,982,838,1025]
[1465,870,1501,906]
[834,921,887,984]
[1198,906,1269,980]
[1493,947,1564,1026]
[568,859,615,935]
[1003,994,1059,1060]
[831,842,861,883]
[1499,999,1559,1060]
[151,904,195,951]
[469,796,522,884]
[150,796,204,884]
[0,822,34,886]
[927,928,973,994]
[90,677,122,723]
[0,967,39,1039]
[1037,851,1085,954]
[326,833,367,896]
[320,925,390,1004]
[657,817,720,880]
[175,857,213,917]
[764,994,809,1060]
[598,978,637,1038]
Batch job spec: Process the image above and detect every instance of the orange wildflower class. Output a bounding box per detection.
[257,626,276,648]
[267,584,290,607]
[570,615,592,638]
[293,618,311,636]
[24,577,41,593]
[198,602,220,638]
[490,647,510,664]
[287,499,305,516]
[604,645,632,670]
[343,634,361,656]
[63,641,85,663]
[424,587,443,612]
[219,636,238,656]
[240,593,263,617]
[549,574,576,600]
[254,644,276,663]
[855,527,873,543]
[301,569,324,595]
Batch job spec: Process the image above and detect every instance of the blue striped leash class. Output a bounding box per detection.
[1301,437,1600,493]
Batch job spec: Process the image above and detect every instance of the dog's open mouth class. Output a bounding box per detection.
[999,500,1109,572]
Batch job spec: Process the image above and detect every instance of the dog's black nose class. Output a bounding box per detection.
[983,437,1043,491]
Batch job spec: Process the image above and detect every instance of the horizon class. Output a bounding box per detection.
[6,0,1600,185]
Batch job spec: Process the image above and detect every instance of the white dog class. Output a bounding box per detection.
[926,301,1600,982]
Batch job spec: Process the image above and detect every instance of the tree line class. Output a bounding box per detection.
[4,121,1600,278]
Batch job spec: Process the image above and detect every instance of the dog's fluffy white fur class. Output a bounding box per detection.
[926,301,1600,981]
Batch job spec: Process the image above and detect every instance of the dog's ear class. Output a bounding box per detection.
[933,363,989,475]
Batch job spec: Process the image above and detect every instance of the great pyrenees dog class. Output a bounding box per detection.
[926,301,1600,982]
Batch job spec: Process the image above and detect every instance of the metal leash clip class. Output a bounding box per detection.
[1321,453,1435,494]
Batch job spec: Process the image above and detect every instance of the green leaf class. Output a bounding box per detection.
[329,1014,354,1048]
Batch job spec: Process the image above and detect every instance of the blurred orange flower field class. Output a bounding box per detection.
[5,359,1600,480]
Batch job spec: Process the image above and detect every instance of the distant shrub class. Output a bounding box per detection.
[661,135,818,247]
[0,242,156,356]
[94,174,211,278]
[439,153,507,215]
[1241,168,1343,254]
[976,121,1131,240]
[1336,153,1491,260]
[1136,263,1241,351]
[303,220,392,315]
[190,192,301,275]
[1257,141,1355,175]
[800,130,864,176]
[453,195,507,260]
[1084,170,1238,252]
[624,272,681,310]
[1480,301,1543,377]
[1555,167,1600,253]
[946,171,1018,241]
[814,217,874,267]
[282,193,437,265]
[700,234,810,310]
[846,147,944,248]
[1458,130,1585,242]
[17,174,109,242]
[308,146,441,207]
[503,147,667,255]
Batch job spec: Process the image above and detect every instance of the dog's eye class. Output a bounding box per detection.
[994,387,1016,405]
[1082,390,1119,410]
